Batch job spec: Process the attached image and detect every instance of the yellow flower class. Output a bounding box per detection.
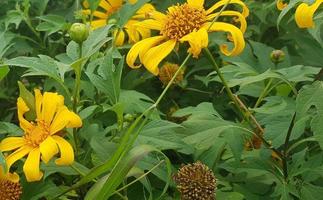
[0,167,22,200]
[126,0,249,75]
[0,89,82,182]
[82,0,155,46]
[295,0,322,28]
[276,0,288,10]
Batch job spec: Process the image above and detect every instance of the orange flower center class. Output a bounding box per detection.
[161,3,207,40]
[24,120,50,147]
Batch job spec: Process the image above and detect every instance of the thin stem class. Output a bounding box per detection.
[155,54,191,105]
[112,160,165,195]
[282,113,296,180]
[204,47,284,160]
[72,43,83,156]
[254,78,273,108]
[207,0,232,31]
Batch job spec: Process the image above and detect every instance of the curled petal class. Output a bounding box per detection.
[23,148,43,182]
[205,22,245,56]
[39,136,59,164]
[295,1,323,28]
[207,11,247,33]
[142,40,177,75]
[180,28,208,58]
[207,0,249,17]
[17,98,33,133]
[135,19,163,30]
[50,106,82,135]
[126,36,165,69]
[34,89,42,120]
[114,29,125,46]
[53,136,74,165]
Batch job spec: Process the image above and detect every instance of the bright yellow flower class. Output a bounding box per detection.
[82,0,155,46]
[295,0,322,28]
[0,89,82,182]
[126,0,249,75]
[0,167,22,200]
[276,0,288,10]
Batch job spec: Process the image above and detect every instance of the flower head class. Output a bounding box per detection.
[0,167,22,200]
[126,0,249,75]
[0,89,82,182]
[173,161,216,200]
[82,0,155,46]
[159,62,184,86]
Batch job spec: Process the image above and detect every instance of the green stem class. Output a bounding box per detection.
[155,54,191,106]
[203,48,245,117]
[72,43,83,156]
[254,78,273,108]
[204,47,284,159]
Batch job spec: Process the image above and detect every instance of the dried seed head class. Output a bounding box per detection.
[0,179,22,200]
[158,62,184,86]
[173,161,216,200]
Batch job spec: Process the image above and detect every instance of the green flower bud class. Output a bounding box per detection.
[107,18,117,25]
[124,113,135,122]
[69,23,89,44]
[270,50,285,64]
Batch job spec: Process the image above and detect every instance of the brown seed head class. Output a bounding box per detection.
[0,179,22,200]
[173,161,216,200]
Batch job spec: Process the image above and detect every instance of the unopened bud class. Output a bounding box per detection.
[69,23,89,44]
[270,50,285,64]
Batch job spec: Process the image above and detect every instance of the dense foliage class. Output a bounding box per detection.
[0,0,323,199]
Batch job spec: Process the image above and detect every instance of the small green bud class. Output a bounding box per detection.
[69,23,89,44]
[107,18,117,25]
[124,113,135,122]
[270,50,285,64]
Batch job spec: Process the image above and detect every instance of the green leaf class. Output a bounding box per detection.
[36,14,67,35]
[0,122,23,135]
[0,66,9,81]
[5,10,23,29]
[296,81,323,147]
[86,53,123,104]
[114,0,150,28]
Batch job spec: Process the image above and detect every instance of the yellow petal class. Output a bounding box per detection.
[136,27,151,41]
[34,89,42,120]
[93,11,108,19]
[91,19,107,29]
[6,146,33,169]
[187,0,204,8]
[17,98,33,133]
[39,136,59,164]
[135,19,163,30]
[0,137,25,152]
[180,28,208,58]
[23,148,43,182]
[142,39,177,75]
[99,0,113,12]
[295,1,323,28]
[207,0,249,17]
[50,106,82,134]
[129,0,137,4]
[52,136,74,165]
[40,92,64,124]
[107,0,123,8]
[205,22,245,56]
[207,10,247,33]
[114,29,125,46]
[126,36,165,69]
[276,0,288,10]
[0,166,20,183]
[150,11,167,21]
[136,3,155,15]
